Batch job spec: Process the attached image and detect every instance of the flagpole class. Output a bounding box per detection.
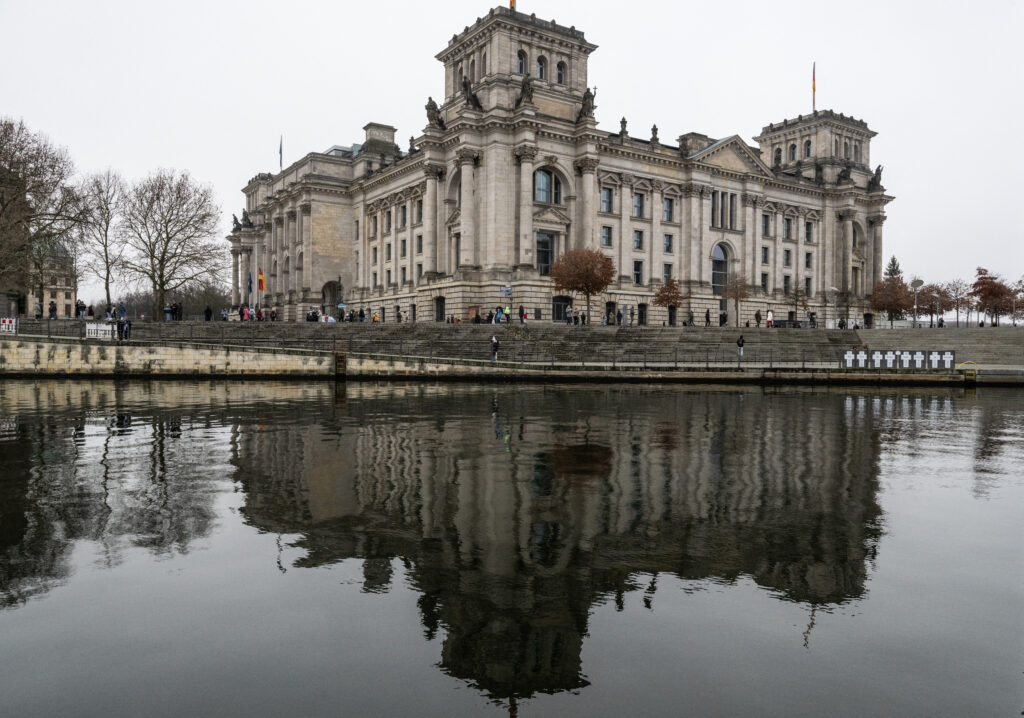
[812,62,816,112]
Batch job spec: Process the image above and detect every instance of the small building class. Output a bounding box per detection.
[228,5,892,327]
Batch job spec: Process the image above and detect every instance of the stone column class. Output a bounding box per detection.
[287,210,298,296]
[742,194,758,285]
[241,247,251,306]
[514,145,538,268]
[869,214,886,291]
[773,207,784,294]
[456,148,479,268]
[301,204,312,295]
[650,179,663,286]
[839,209,855,292]
[618,174,633,283]
[575,158,599,250]
[423,165,443,277]
[231,247,240,307]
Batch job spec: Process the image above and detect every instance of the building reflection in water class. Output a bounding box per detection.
[5,380,1014,706]
[235,383,888,703]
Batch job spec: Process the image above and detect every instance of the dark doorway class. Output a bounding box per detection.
[552,295,572,322]
[434,296,446,322]
[605,301,616,324]
[638,303,648,326]
[668,306,677,326]
[536,232,554,276]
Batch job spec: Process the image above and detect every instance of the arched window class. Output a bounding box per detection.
[556,61,567,84]
[516,50,526,74]
[534,168,562,204]
[773,147,782,165]
[844,141,850,159]
[803,139,812,157]
[854,143,861,163]
[536,55,547,80]
[712,244,728,296]
[788,144,797,161]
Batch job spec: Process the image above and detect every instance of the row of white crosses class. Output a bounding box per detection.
[0,318,17,334]
[843,350,955,370]
[85,322,116,340]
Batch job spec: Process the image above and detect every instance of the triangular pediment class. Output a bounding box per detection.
[445,207,461,226]
[533,205,572,225]
[691,135,773,177]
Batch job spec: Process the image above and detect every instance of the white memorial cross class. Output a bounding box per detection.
[884,351,896,368]
[929,351,941,369]
[872,351,883,367]
[900,351,913,368]
[913,351,926,368]
[844,350,856,368]
[943,352,954,369]
[857,351,868,368]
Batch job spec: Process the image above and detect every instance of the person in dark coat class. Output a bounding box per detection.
[704,308,711,327]
[490,335,499,362]
[204,306,213,321]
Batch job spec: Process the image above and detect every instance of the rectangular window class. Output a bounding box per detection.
[401,267,407,284]
[761,273,768,292]
[416,263,423,279]
[385,212,392,233]
[536,232,553,276]
[400,206,407,227]
[805,221,813,242]
[633,193,644,218]
[416,235,423,254]
[663,234,673,253]
[784,218,792,239]
[711,192,718,228]
[761,247,769,264]
[663,198,674,222]
[400,239,407,258]
[372,246,378,264]
[355,220,360,239]
[64,291,71,300]
[762,214,770,236]
[601,187,613,213]
[805,277,812,296]
[372,271,378,286]
[416,199,423,222]
[633,260,643,285]
[633,230,643,250]
[601,226,613,247]
[663,263,672,282]
[784,275,791,295]
[386,244,392,261]
[386,269,391,285]
[783,249,791,267]
[371,216,377,236]
[805,252,812,269]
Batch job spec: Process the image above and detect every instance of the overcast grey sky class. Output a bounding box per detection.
[2,0,1021,300]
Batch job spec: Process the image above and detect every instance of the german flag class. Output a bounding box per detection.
[258,269,265,292]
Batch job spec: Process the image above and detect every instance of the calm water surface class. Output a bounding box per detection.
[0,380,1021,717]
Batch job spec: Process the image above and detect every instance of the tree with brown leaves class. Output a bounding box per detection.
[869,276,912,328]
[722,276,749,327]
[970,267,1012,325]
[653,277,684,309]
[917,283,952,327]
[550,248,615,320]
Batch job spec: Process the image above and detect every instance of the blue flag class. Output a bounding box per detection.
[248,271,252,294]
[279,135,283,170]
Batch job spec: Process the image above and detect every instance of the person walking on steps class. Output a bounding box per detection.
[704,308,711,328]
[491,335,499,362]
[737,334,744,360]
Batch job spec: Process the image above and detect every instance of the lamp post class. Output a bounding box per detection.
[829,286,838,329]
[911,279,923,328]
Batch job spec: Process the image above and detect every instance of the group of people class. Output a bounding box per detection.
[163,302,185,321]
[238,305,278,322]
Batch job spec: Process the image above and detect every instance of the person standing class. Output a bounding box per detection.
[704,308,711,327]
[518,305,525,324]
[491,334,499,362]
[755,310,762,327]
[737,334,744,360]
[48,301,57,319]
[204,306,213,321]
[766,309,774,328]
[616,309,623,326]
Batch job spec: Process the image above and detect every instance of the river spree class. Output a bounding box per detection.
[0,380,1021,717]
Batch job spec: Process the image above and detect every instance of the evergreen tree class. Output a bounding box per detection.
[884,256,902,280]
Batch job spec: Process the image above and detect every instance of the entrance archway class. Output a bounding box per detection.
[552,295,572,322]
[434,296,446,322]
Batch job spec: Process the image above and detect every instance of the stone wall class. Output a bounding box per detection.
[0,337,335,377]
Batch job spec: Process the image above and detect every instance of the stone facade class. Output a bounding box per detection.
[228,6,893,327]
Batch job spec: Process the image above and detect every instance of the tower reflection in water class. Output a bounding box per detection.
[236,383,884,702]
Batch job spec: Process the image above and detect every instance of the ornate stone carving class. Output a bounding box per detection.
[867,164,884,191]
[650,124,659,145]
[741,193,759,208]
[651,179,664,192]
[424,162,445,180]
[619,172,634,186]
[576,87,595,122]
[241,209,253,228]
[619,117,628,138]
[868,214,887,226]
[232,214,241,232]
[513,145,539,163]
[425,97,445,130]
[680,183,698,198]
[574,158,600,174]
[838,209,856,221]
[461,78,483,111]
[515,74,534,108]
[456,147,480,165]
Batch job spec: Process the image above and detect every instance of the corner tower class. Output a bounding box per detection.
[435,6,597,122]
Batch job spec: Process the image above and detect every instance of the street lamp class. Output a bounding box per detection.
[829,286,838,329]
[911,279,923,328]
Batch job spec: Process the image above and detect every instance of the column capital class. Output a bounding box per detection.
[838,209,856,221]
[456,147,480,165]
[573,157,600,174]
[424,162,445,180]
[868,213,887,226]
[514,145,539,162]
[741,193,759,207]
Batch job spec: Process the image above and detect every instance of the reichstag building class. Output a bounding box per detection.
[227,5,892,326]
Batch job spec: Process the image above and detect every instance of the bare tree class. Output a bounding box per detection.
[945,278,970,327]
[0,118,85,300]
[788,287,811,323]
[550,248,615,320]
[78,170,126,309]
[120,169,225,320]
[723,276,750,327]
